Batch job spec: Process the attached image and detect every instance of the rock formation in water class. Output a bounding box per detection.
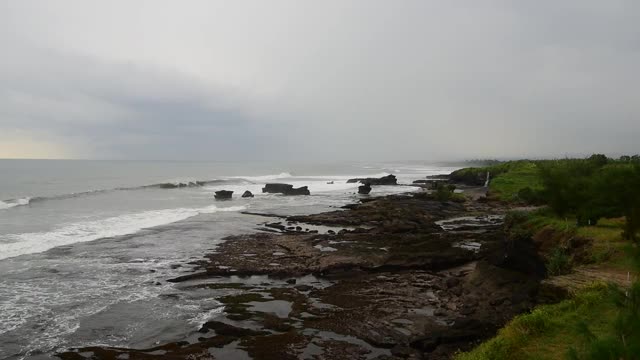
[347,174,397,185]
[262,183,310,195]
[214,190,233,200]
[358,183,372,194]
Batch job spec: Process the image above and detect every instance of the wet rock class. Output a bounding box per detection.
[286,278,297,285]
[446,277,461,289]
[358,183,372,194]
[347,174,398,185]
[242,190,254,198]
[265,222,286,231]
[391,345,415,358]
[198,321,266,337]
[285,186,310,196]
[262,183,292,193]
[262,183,311,195]
[214,190,233,200]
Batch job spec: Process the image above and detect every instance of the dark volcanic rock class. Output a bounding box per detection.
[199,321,266,337]
[214,190,233,200]
[347,174,398,185]
[265,222,286,231]
[242,190,254,198]
[262,183,293,193]
[285,186,310,195]
[262,183,310,195]
[358,183,372,194]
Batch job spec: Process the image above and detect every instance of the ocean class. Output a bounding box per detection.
[0,160,458,359]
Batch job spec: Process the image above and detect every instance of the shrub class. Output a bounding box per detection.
[547,246,572,276]
[517,187,544,205]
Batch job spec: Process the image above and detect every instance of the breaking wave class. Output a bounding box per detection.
[0,204,246,260]
[0,197,32,210]
[0,173,295,210]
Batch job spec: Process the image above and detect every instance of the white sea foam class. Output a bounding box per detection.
[0,197,31,210]
[0,204,246,260]
[188,305,225,327]
[232,172,292,182]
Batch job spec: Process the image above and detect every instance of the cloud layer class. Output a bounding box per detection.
[1,1,639,160]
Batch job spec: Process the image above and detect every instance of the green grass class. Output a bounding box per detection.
[576,218,631,268]
[523,211,630,269]
[454,284,616,360]
[452,160,543,202]
[457,208,639,360]
[488,161,543,201]
[452,159,640,359]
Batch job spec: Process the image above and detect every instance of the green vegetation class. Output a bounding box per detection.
[546,246,572,276]
[453,154,640,359]
[416,183,466,202]
[490,161,543,201]
[455,283,639,360]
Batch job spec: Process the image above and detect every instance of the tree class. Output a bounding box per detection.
[595,165,640,242]
[588,154,609,168]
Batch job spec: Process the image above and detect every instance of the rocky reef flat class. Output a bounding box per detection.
[57,185,545,360]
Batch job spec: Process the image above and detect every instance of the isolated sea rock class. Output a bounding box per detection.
[214,190,233,200]
[242,190,254,198]
[262,183,293,193]
[262,183,310,195]
[285,186,310,196]
[358,183,372,194]
[347,174,397,185]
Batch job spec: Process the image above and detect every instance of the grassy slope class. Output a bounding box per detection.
[488,161,542,201]
[454,161,637,360]
[455,284,615,360]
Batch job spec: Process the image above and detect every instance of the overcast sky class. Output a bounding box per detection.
[1,1,638,161]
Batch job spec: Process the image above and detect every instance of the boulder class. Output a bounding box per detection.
[347,174,397,185]
[262,183,293,193]
[285,186,310,195]
[214,190,233,200]
[262,183,310,195]
[241,190,254,198]
[358,183,372,194]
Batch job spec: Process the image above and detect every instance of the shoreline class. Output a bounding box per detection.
[57,183,546,360]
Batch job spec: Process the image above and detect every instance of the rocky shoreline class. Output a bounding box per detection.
[57,182,546,360]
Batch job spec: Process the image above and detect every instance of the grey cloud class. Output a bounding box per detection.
[1,0,639,160]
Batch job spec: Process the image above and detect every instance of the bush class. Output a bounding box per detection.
[517,187,544,205]
[547,246,572,276]
[435,184,457,201]
[568,282,640,359]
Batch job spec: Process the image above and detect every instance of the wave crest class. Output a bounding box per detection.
[0,197,31,210]
[0,204,247,260]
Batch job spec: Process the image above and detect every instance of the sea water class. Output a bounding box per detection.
[0,159,458,359]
